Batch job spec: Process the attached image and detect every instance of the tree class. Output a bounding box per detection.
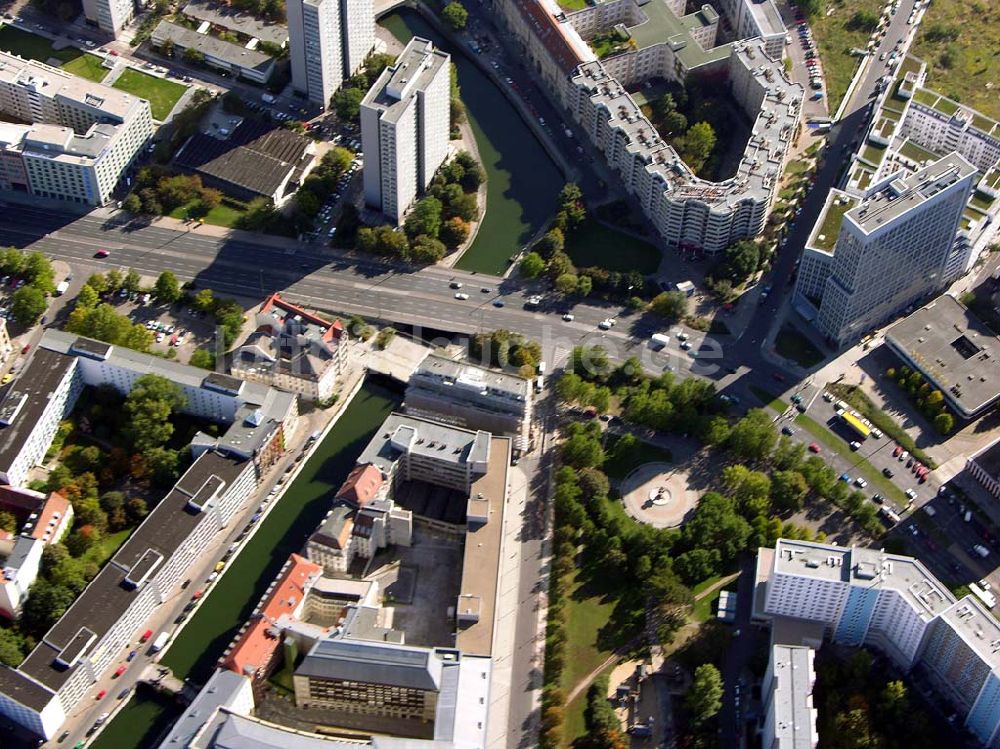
[679,121,716,172]
[722,465,772,516]
[332,86,365,121]
[0,627,26,667]
[674,547,720,583]
[441,1,469,30]
[724,239,760,282]
[577,275,593,297]
[154,271,182,303]
[21,580,75,637]
[0,510,16,533]
[535,228,565,257]
[123,193,143,213]
[24,252,55,294]
[650,290,687,322]
[459,161,484,192]
[404,197,443,239]
[144,446,181,486]
[124,375,187,453]
[123,268,142,294]
[686,664,723,726]
[189,348,215,370]
[562,430,605,469]
[409,235,447,263]
[933,412,954,434]
[440,217,470,249]
[555,273,578,295]
[126,498,149,524]
[192,288,215,312]
[182,47,205,65]
[771,470,809,513]
[520,252,545,278]
[727,409,778,462]
[11,285,47,326]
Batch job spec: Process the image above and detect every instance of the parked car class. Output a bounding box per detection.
[808,442,821,453]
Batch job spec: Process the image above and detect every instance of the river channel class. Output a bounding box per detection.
[380,9,564,275]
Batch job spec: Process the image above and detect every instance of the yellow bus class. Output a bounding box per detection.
[841,411,871,440]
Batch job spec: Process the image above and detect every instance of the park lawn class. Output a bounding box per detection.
[0,24,82,64]
[168,200,245,228]
[750,386,785,412]
[61,52,109,83]
[793,411,908,507]
[563,661,617,746]
[808,0,884,113]
[567,219,661,274]
[911,0,1000,120]
[692,587,722,623]
[80,529,131,568]
[775,323,825,368]
[561,565,619,697]
[113,68,186,120]
[604,434,672,481]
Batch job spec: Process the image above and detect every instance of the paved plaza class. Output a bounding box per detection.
[621,462,699,529]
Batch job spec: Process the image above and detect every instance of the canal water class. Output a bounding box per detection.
[91,379,401,749]
[379,10,563,275]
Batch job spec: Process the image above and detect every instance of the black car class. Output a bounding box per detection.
[58,731,70,743]
[882,467,894,478]
[781,425,794,436]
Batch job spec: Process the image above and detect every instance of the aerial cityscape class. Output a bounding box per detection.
[0,0,996,745]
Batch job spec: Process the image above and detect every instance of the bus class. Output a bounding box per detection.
[840,410,871,440]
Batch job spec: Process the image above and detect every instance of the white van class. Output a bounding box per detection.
[973,544,989,558]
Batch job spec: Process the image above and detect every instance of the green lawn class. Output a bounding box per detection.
[793,411,908,507]
[61,52,109,83]
[81,528,131,568]
[563,662,616,746]
[168,200,246,228]
[112,68,187,120]
[911,0,1000,120]
[750,386,785,412]
[556,0,588,9]
[693,587,722,623]
[604,433,672,481]
[567,219,661,274]
[775,324,826,368]
[0,23,80,63]
[809,0,884,113]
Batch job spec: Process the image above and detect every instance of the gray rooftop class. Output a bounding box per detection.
[410,354,531,403]
[937,596,1000,672]
[848,153,977,233]
[768,645,817,749]
[361,37,449,126]
[0,665,54,713]
[296,639,443,692]
[152,20,275,77]
[160,668,251,748]
[773,539,954,621]
[357,413,491,476]
[884,294,1000,417]
[181,0,288,46]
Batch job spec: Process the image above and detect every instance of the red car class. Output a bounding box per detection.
[96,689,107,700]
[808,442,821,453]
[912,461,923,473]
[95,249,110,258]
[140,629,152,643]
[20,344,30,355]
[893,445,902,457]
[113,665,126,678]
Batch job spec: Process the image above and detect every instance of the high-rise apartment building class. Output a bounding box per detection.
[756,539,1000,747]
[360,37,450,223]
[761,644,818,749]
[794,153,976,346]
[0,51,153,206]
[81,0,136,38]
[286,0,374,108]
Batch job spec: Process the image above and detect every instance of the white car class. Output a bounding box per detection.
[854,478,867,489]
[850,441,861,451]
[562,313,575,322]
[454,292,469,300]
[598,319,612,330]
[905,488,917,500]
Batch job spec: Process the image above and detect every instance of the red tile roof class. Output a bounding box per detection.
[260,293,344,343]
[511,0,585,74]
[335,463,383,507]
[222,554,321,679]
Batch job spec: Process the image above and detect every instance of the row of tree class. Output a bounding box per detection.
[885,365,954,434]
[0,248,56,327]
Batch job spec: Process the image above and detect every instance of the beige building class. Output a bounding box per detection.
[0,52,153,206]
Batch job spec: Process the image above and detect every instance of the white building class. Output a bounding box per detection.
[756,539,1000,747]
[286,0,374,108]
[81,0,136,38]
[0,51,153,206]
[794,154,976,347]
[761,644,818,749]
[361,37,450,223]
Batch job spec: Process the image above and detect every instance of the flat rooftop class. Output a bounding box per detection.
[884,294,1000,417]
[624,0,732,69]
[410,353,531,402]
[455,436,510,657]
[847,153,976,234]
[357,413,491,474]
[773,539,954,621]
[151,20,274,77]
[808,190,857,253]
[938,596,1000,672]
[181,0,288,46]
[361,37,449,126]
[768,644,818,749]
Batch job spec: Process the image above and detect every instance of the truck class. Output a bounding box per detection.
[969,582,996,609]
[650,333,671,349]
[149,632,169,653]
[55,280,70,296]
[261,93,275,104]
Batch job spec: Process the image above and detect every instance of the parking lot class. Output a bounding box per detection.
[119,296,217,364]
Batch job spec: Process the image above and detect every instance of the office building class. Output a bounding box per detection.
[884,295,1000,419]
[286,0,374,108]
[794,154,976,347]
[755,539,1000,747]
[231,293,346,401]
[81,0,136,38]
[0,52,153,206]
[361,37,450,223]
[761,644,818,749]
[405,354,533,446]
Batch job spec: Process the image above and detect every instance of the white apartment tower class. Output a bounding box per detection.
[82,0,136,38]
[287,0,375,108]
[796,153,976,346]
[360,37,450,223]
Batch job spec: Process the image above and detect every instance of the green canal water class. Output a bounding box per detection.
[91,380,400,749]
[380,10,563,275]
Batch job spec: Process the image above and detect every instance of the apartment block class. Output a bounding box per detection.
[361,37,450,223]
[405,353,533,447]
[756,539,1000,746]
[0,51,153,206]
[287,0,374,108]
[81,0,136,38]
[794,153,976,347]
[761,644,818,749]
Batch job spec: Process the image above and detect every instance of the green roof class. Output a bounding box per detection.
[970,190,996,213]
[860,143,887,168]
[897,54,922,79]
[898,138,938,164]
[625,0,731,69]
[853,166,874,190]
[984,169,1000,191]
[812,194,858,252]
[874,117,896,139]
[912,87,938,107]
